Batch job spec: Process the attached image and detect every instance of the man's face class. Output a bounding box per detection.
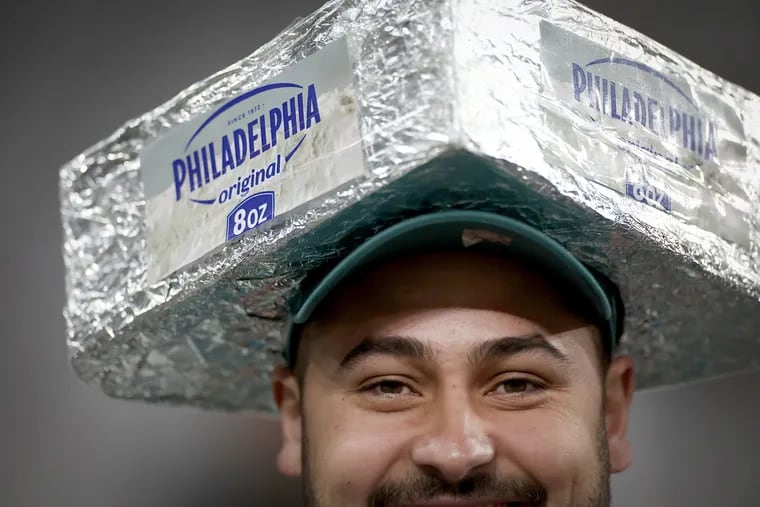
[274,251,634,507]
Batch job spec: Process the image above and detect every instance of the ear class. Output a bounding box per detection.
[272,366,303,477]
[604,355,635,473]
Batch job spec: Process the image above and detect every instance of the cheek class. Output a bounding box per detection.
[304,395,412,503]
[495,408,600,491]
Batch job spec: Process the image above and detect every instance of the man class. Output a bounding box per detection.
[272,210,635,507]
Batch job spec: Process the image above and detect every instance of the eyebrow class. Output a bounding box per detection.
[339,335,435,371]
[338,333,570,372]
[467,334,570,368]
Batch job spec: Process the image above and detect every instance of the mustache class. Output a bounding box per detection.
[367,471,548,507]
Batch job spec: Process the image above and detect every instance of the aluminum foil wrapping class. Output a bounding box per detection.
[60,0,760,412]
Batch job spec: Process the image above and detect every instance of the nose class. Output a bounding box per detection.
[410,397,495,483]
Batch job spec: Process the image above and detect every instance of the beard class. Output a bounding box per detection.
[366,472,548,507]
[302,412,611,507]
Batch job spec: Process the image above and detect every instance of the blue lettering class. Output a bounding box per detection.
[174,83,328,202]
[256,167,266,185]
[200,145,211,184]
[704,122,718,160]
[633,92,647,127]
[221,135,235,174]
[247,118,260,159]
[697,118,703,156]
[593,75,602,111]
[297,92,306,130]
[682,113,696,152]
[646,98,658,132]
[259,113,270,152]
[669,107,681,135]
[172,159,186,201]
[572,63,586,102]
[305,84,321,127]
[209,142,220,180]
[621,87,631,122]
[269,107,283,148]
[610,82,620,120]
[186,151,203,192]
[265,154,282,178]
[282,97,298,139]
[567,63,721,168]
[233,128,247,167]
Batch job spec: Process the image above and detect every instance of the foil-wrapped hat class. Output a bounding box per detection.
[60,0,760,411]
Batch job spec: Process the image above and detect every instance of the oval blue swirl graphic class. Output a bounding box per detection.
[184,82,303,152]
[585,57,695,108]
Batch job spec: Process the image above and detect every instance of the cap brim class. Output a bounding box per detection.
[289,210,620,361]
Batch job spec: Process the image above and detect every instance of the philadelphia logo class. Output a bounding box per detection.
[171,82,321,205]
[571,57,717,170]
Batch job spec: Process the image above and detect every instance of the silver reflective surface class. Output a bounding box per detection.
[60,0,760,411]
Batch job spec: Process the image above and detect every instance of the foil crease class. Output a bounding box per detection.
[60,0,760,411]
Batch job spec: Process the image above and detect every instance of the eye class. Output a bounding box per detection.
[490,377,545,396]
[361,379,417,397]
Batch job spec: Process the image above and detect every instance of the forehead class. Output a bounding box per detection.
[307,250,592,336]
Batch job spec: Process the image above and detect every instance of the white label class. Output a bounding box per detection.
[539,21,750,247]
[140,38,366,282]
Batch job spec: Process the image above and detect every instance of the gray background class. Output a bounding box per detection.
[1,0,758,506]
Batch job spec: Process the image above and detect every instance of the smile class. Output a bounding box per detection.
[398,499,535,507]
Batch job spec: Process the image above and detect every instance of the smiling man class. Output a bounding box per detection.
[273,210,635,507]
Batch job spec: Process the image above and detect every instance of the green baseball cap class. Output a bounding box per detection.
[286,210,624,366]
